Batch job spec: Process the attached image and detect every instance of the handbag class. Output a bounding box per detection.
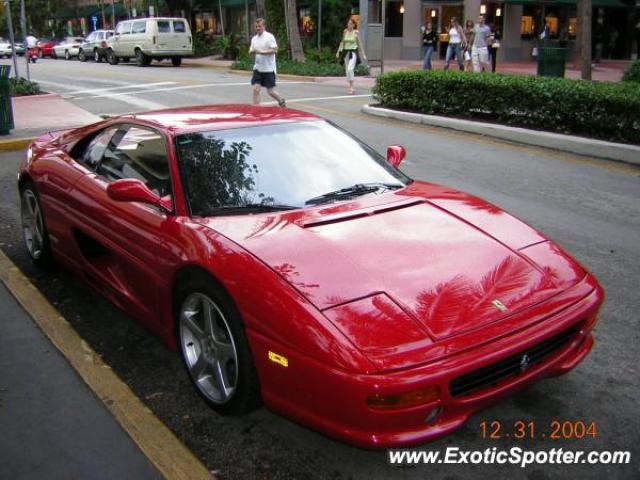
[464,50,471,61]
[532,47,538,57]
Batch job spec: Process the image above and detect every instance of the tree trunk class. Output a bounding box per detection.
[578,0,592,80]
[286,0,305,61]
[255,0,266,19]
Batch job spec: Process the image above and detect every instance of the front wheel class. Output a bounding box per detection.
[171,56,182,67]
[64,50,70,60]
[20,182,54,269]
[94,49,102,63]
[78,49,87,62]
[176,278,260,415]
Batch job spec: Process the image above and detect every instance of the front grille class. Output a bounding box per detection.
[449,325,579,398]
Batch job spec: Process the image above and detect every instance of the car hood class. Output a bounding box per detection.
[196,182,585,341]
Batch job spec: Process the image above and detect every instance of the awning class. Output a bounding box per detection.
[504,0,630,7]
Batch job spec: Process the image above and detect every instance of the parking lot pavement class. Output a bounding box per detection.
[0,280,162,480]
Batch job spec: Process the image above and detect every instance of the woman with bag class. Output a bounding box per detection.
[336,19,367,95]
[444,17,466,71]
[463,20,475,71]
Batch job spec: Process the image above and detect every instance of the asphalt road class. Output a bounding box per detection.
[1,57,639,479]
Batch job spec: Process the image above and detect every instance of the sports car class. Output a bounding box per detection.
[18,105,604,448]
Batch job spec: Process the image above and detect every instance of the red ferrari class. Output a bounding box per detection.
[18,105,603,448]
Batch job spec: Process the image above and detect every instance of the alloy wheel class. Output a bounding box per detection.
[179,293,239,404]
[21,189,45,260]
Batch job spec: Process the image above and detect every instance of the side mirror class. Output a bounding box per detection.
[106,179,171,213]
[386,145,406,168]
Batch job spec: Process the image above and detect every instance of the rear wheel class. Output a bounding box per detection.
[94,49,102,63]
[135,49,150,67]
[176,277,260,415]
[107,49,119,65]
[78,49,87,62]
[20,182,54,269]
[171,56,182,67]
[64,50,70,60]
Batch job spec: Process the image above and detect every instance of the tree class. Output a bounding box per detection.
[577,0,592,80]
[284,0,304,61]
[308,0,351,50]
[255,0,265,18]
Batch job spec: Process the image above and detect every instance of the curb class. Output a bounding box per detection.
[0,137,34,152]
[362,105,640,166]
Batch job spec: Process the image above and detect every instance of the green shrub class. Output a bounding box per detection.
[232,56,369,77]
[10,77,41,96]
[622,60,640,83]
[215,34,246,60]
[303,47,337,64]
[373,70,640,145]
[193,31,217,58]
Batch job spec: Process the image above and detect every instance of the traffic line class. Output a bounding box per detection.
[0,250,213,480]
[72,80,309,101]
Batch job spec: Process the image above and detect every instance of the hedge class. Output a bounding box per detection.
[373,70,640,145]
[232,56,369,77]
[622,60,640,83]
[10,77,41,96]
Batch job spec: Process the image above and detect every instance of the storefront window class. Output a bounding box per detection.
[385,1,404,37]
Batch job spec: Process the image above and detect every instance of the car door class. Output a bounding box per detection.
[112,21,131,56]
[64,124,176,327]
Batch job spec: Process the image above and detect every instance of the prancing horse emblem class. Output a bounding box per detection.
[491,299,508,312]
[520,354,531,372]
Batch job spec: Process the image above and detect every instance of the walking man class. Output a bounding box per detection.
[471,15,492,72]
[249,18,286,107]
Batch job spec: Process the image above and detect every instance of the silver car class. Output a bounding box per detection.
[78,30,114,62]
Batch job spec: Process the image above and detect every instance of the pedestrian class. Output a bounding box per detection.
[249,18,286,107]
[471,15,492,73]
[336,18,366,94]
[463,20,474,72]
[489,24,501,72]
[420,21,437,70]
[444,17,466,71]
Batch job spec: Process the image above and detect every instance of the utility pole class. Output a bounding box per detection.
[4,0,19,79]
[20,0,30,81]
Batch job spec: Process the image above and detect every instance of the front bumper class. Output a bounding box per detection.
[248,274,604,449]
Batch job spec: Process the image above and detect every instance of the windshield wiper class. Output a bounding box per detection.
[210,204,298,216]
[304,183,403,206]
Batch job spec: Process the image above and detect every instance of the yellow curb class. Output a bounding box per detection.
[0,250,213,480]
[0,137,34,152]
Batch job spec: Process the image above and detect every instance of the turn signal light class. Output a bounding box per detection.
[367,386,440,411]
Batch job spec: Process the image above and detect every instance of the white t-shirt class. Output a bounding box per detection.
[26,35,37,48]
[473,25,491,48]
[250,31,277,73]
[448,27,462,45]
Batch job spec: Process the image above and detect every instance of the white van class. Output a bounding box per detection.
[107,17,193,67]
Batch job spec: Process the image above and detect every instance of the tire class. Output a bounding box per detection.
[171,56,182,67]
[37,49,43,58]
[135,49,149,67]
[20,182,54,269]
[64,50,70,60]
[176,276,261,415]
[107,50,119,65]
[94,49,102,63]
[78,49,87,62]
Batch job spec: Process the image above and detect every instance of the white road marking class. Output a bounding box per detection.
[72,80,308,101]
[264,94,372,105]
[64,82,177,97]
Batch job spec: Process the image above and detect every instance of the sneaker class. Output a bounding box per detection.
[278,98,286,108]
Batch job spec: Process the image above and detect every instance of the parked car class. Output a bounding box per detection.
[0,42,25,57]
[52,37,85,60]
[78,30,114,62]
[36,38,57,58]
[18,105,604,449]
[107,17,192,67]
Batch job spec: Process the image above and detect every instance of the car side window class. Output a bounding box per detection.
[173,21,186,33]
[157,21,171,33]
[132,21,146,34]
[79,127,120,170]
[116,22,131,35]
[99,126,173,200]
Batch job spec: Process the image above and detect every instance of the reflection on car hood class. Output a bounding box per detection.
[197,181,585,340]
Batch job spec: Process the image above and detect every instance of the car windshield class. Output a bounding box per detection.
[175,120,411,216]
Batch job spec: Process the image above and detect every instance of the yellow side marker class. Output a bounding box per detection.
[0,137,34,152]
[268,351,289,368]
[0,250,213,480]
